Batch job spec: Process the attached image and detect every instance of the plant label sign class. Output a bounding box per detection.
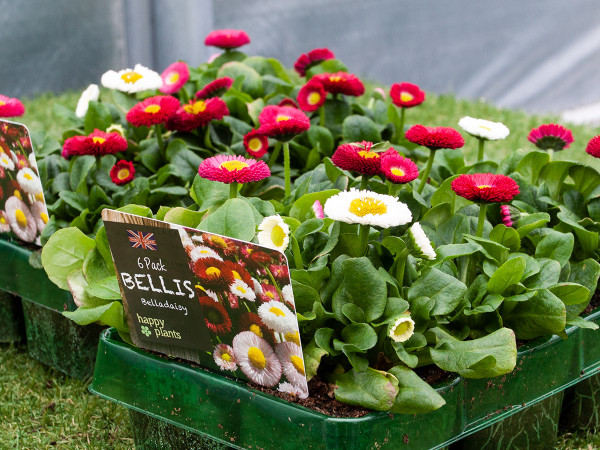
[102,209,309,398]
[0,120,49,246]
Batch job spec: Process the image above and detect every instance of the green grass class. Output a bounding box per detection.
[0,343,132,449]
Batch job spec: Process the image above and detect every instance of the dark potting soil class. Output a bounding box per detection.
[582,289,600,316]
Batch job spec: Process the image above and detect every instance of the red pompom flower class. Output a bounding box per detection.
[528,124,574,151]
[297,79,326,112]
[62,129,128,158]
[198,154,270,184]
[0,95,25,117]
[195,77,233,99]
[390,82,425,108]
[159,62,189,94]
[451,173,520,203]
[380,153,419,184]
[126,95,180,127]
[331,141,396,176]
[244,130,269,158]
[585,136,600,158]
[294,47,335,77]
[405,125,465,151]
[257,105,310,141]
[204,29,250,49]
[192,258,233,291]
[109,160,135,185]
[278,98,298,108]
[312,72,365,97]
[199,296,232,335]
[166,97,229,132]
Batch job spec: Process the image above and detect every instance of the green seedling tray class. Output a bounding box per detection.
[0,291,24,343]
[90,309,600,450]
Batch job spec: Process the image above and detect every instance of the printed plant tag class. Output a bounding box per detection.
[102,209,309,398]
[0,120,49,246]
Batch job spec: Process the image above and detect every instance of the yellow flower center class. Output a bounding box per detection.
[307,92,322,105]
[0,217,6,224]
[391,168,405,177]
[24,173,33,181]
[236,285,248,294]
[290,355,305,375]
[349,197,388,217]
[200,249,210,255]
[14,190,22,200]
[117,168,130,180]
[183,101,207,115]
[167,72,180,84]
[121,71,143,84]
[40,212,49,224]
[329,76,342,82]
[400,92,414,102]
[270,225,286,247]
[248,347,266,370]
[35,192,44,202]
[221,352,232,362]
[284,331,300,345]
[0,101,5,106]
[144,104,161,114]
[248,137,262,151]
[479,125,491,131]
[92,137,106,145]
[477,185,491,189]
[15,209,27,228]
[269,306,285,317]
[358,150,379,159]
[220,160,249,171]
[211,236,227,248]
[276,115,291,122]
[265,291,275,299]
[393,321,411,338]
[249,324,263,337]
[231,270,241,280]
[206,267,221,277]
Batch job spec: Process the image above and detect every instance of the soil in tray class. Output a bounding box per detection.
[582,289,600,316]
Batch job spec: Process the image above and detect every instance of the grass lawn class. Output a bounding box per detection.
[2,89,599,449]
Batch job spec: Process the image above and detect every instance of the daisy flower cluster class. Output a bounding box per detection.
[0,121,48,244]
[180,228,308,398]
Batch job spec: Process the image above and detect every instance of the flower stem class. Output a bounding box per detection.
[548,149,554,162]
[477,203,487,237]
[179,86,190,104]
[360,175,369,190]
[417,148,436,194]
[229,182,238,199]
[291,236,303,269]
[203,125,214,150]
[359,224,370,256]
[267,142,282,169]
[398,107,405,140]
[477,139,485,162]
[283,141,291,197]
[319,106,326,127]
[154,124,165,158]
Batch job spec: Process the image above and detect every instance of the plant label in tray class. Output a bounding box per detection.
[0,120,49,246]
[102,209,309,398]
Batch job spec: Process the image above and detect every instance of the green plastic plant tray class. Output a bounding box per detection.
[90,309,600,450]
[0,238,102,378]
[0,291,24,343]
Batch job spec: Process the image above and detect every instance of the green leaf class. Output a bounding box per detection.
[539,161,576,198]
[557,212,599,254]
[303,339,329,381]
[59,191,88,212]
[190,175,230,211]
[291,280,321,316]
[514,150,549,184]
[388,365,446,414]
[95,226,115,275]
[502,289,566,339]
[550,283,590,305]
[431,176,473,214]
[116,204,153,218]
[218,61,263,98]
[516,212,550,238]
[524,258,561,289]
[69,155,96,193]
[342,115,381,142]
[63,301,128,332]
[570,164,600,199]
[489,225,521,252]
[82,247,112,284]
[84,101,113,134]
[487,256,526,294]
[435,243,481,262]
[566,313,599,330]
[85,276,121,300]
[337,323,378,351]
[334,368,399,411]
[307,125,334,156]
[535,230,574,268]
[408,268,467,316]
[198,198,256,241]
[430,328,517,378]
[163,207,205,228]
[464,235,509,264]
[567,259,600,315]
[421,203,452,230]
[42,227,96,290]
[289,190,340,222]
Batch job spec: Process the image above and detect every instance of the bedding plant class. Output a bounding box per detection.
[36,28,600,414]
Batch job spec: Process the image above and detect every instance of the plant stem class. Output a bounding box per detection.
[154,124,165,158]
[291,236,303,269]
[417,148,436,194]
[395,248,409,287]
[203,125,214,150]
[229,182,238,199]
[398,107,405,141]
[548,149,554,162]
[179,86,190,104]
[283,141,291,197]
[319,106,325,127]
[477,139,485,162]
[360,176,369,190]
[267,142,282,169]
[476,203,487,237]
[359,224,370,256]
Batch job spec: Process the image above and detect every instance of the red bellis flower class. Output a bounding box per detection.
[204,29,250,49]
[405,125,465,150]
[294,47,335,76]
[451,173,520,203]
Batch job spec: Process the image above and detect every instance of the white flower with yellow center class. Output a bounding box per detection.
[29,201,49,232]
[189,245,223,263]
[458,116,509,141]
[258,300,298,334]
[213,343,238,372]
[0,211,10,233]
[278,381,309,398]
[16,168,42,195]
[388,315,415,343]
[0,153,14,170]
[230,279,256,302]
[257,215,290,252]
[408,222,436,260]
[4,196,37,242]
[252,277,263,295]
[281,284,295,307]
[28,152,38,170]
[324,188,412,228]
[283,330,300,346]
[101,64,162,93]
[275,342,308,393]
[233,331,282,387]
[75,84,100,118]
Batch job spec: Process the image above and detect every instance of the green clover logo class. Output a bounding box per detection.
[141,326,151,337]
